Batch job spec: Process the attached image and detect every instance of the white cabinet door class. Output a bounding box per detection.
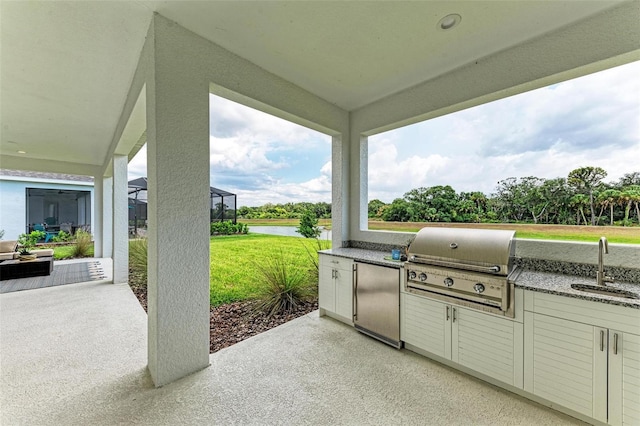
[401,293,450,359]
[608,331,640,426]
[452,306,523,387]
[524,312,607,422]
[318,264,335,313]
[318,255,353,323]
[334,267,353,320]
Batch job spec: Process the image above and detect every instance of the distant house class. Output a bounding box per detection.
[0,169,94,240]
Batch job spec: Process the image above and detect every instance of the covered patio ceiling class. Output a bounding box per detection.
[1,1,636,175]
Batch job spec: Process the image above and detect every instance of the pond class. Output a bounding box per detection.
[250,226,332,240]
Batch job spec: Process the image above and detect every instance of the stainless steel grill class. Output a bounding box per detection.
[405,227,518,317]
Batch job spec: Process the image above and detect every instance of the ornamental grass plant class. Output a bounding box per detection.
[71,230,93,258]
[302,238,332,280]
[128,238,148,287]
[252,248,315,318]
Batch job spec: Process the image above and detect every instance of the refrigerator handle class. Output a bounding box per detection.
[353,263,358,321]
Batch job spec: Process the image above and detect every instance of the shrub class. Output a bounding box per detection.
[129,238,148,287]
[251,249,314,318]
[210,221,249,235]
[51,230,73,243]
[71,230,92,258]
[17,231,46,254]
[296,209,321,238]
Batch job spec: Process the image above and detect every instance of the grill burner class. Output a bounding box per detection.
[405,227,518,317]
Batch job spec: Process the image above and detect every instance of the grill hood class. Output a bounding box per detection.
[407,227,516,276]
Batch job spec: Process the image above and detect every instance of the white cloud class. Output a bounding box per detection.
[129,95,332,206]
[210,95,324,148]
[230,160,332,206]
[369,61,640,202]
[128,145,147,179]
[130,62,639,207]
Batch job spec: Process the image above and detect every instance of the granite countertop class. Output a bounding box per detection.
[320,247,640,308]
[319,248,404,269]
[515,269,640,309]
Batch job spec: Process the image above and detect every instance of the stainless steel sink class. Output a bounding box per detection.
[570,283,639,299]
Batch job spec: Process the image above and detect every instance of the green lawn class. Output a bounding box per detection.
[51,244,94,260]
[209,234,330,306]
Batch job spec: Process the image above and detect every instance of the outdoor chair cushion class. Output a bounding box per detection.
[32,249,54,257]
[0,240,18,253]
[0,240,19,261]
[0,252,16,261]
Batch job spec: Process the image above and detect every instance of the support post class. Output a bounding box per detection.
[102,176,113,259]
[112,155,129,284]
[93,176,104,258]
[146,15,211,387]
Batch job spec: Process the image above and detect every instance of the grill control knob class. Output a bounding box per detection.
[419,273,427,282]
[408,271,417,280]
[444,277,454,287]
[474,283,485,294]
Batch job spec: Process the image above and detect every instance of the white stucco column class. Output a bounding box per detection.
[102,176,113,258]
[93,176,103,258]
[145,16,211,387]
[112,155,128,284]
[332,134,349,248]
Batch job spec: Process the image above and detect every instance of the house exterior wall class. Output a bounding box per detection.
[0,176,93,240]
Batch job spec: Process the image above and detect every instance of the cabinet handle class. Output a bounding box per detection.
[614,333,618,355]
[353,265,358,321]
[600,330,605,352]
[452,307,457,323]
[446,306,450,321]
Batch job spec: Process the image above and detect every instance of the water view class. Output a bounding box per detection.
[250,226,332,240]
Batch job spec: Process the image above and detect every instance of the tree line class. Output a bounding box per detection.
[237,168,640,227]
[238,202,331,220]
[370,168,640,226]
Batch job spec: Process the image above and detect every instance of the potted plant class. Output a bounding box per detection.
[17,230,46,261]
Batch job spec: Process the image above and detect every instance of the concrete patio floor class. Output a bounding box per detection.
[1,279,585,425]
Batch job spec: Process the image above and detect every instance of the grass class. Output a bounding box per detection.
[51,243,95,260]
[209,234,331,307]
[367,221,640,244]
[243,218,640,243]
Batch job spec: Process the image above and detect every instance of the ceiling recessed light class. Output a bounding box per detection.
[438,14,461,31]
[17,150,26,154]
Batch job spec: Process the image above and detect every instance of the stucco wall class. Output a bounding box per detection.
[0,178,93,240]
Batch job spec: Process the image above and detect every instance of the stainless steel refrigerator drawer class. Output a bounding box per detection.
[354,262,401,348]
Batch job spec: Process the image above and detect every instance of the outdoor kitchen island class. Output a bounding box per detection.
[319,245,640,426]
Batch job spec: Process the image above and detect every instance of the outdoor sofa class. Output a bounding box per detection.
[0,240,54,261]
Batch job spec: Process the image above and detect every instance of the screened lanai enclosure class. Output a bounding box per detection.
[26,188,91,235]
[210,187,237,223]
[128,178,236,236]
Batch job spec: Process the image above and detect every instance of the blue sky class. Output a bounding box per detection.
[129,60,640,206]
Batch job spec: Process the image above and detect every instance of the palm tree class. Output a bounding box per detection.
[597,189,621,226]
[568,167,607,226]
[570,194,589,225]
[620,185,640,226]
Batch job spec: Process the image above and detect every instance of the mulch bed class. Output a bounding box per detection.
[129,272,318,353]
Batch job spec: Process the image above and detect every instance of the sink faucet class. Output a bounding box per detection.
[597,237,614,286]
